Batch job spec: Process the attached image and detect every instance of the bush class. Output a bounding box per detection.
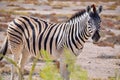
[39,49,88,80]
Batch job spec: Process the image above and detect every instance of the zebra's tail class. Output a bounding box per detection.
[0,37,8,60]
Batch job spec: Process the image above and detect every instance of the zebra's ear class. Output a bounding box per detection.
[86,6,91,13]
[97,5,103,14]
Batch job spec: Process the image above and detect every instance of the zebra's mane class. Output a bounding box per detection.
[68,9,86,22]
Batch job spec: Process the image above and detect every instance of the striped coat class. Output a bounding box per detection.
[0,4,102,80]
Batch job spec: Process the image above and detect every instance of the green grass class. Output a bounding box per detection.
[0,75,3,80]
[40,62,62,80]
[29,53,40,80]
[39,49,88,80]
[39,50,62,80]
[64,49,88,80]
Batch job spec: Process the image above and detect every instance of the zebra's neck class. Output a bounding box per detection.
[65,13,91,56]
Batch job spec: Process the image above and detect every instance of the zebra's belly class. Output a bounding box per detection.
[27,40,62,61]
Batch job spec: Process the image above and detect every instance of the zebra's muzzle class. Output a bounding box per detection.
[92,30,100,42]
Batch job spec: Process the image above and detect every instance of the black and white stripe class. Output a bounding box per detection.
[8,13,91,57]
[0,5,102,80]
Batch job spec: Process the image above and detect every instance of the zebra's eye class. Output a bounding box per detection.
[88,20,92,25]
[98,22,101,25]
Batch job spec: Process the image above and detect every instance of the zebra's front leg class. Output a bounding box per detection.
[59,59,70,80]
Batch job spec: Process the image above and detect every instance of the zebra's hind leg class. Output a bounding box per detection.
[9,43,24,80]
[11,55,15,80]
[59,58,70,80]
[10,52,23,80]
[54,60,70,80]
[11,48,30,80]
[20,48,30,75]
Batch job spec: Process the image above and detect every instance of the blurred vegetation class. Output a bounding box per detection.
[39,49,88,80]
[1,49,119,80]
[39,62,62,80]
[0,54,23,80]
[0,75,2,80]
[0,49,89,80]
[29,53,40,80]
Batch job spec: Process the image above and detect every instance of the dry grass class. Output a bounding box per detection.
[105,30,115,36]
[107,4,117,10]
[0,0,17,2]
[95,41,114,48]
[102,15,120,21]
[105,35,120,45]
[49,1,70,9]
[0,62,5,68]
[7,3,20,7]
[101,17,120,30]
[12,7,36,11]
[115,54,120,59]
[95,34,120,47]
[0,66,11,73]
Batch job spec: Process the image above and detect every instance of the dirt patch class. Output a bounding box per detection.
[95,41,114,48]
[0,66,11,74]
[102,18,120,30]
[97,54,120,59]
[0,62,5,68]
[105,35,120,45]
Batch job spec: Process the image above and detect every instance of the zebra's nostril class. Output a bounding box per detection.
[88,21,90,23]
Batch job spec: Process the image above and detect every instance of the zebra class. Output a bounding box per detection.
[0,4,102,80]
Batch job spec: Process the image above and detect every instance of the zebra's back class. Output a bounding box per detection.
[7,16,66,59]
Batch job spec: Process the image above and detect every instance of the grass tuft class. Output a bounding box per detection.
[0,54,23,80]
[39,49,88,80]
[63,48,88,80]
[29,53,40,80]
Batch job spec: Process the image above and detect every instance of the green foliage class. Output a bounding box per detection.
[39,49,88,80]
[40,50,53,62]
[39,50,62,80]
[39,63,62,80]
[108,69,120,80]
[29,53,40,80]
[63,48,76,72]
[70,65,88,80]
[0,75,3,80]
[115,69,120,80]
[63,49,88,80]
[0,54,19,71]
[109,77,116,80]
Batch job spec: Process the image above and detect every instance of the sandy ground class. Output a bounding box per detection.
[77,42,120,79]
[0,0,120,80]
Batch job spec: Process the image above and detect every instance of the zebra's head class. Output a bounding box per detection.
[86,4,102,42]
